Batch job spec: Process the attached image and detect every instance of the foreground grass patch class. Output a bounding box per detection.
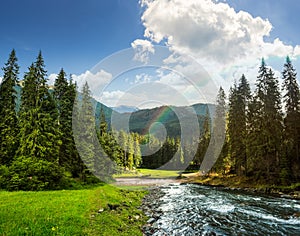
[114,168,181,179]
[0,185,147,236]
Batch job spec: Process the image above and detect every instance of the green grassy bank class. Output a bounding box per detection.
[113,168,182,179]
[0,184,147,236]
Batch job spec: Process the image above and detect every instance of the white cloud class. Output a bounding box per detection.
[140,0,276,63]
[138,0,300,95]
[100,89,149,108]
[294,45,300,57]
[131,39,155,63]
[48,73,57,86]
[134,73,152,84]
[0,77,2,84]
[72,69,112,97]
[99,90,125,107]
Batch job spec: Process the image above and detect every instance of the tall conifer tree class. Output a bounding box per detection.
[0,50,19,165]
[282,56,300,180]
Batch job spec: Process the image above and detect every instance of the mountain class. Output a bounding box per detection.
[110,105,139,113]
[15,84,214,138]
[110,103,215,139]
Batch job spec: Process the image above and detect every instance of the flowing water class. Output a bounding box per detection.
[144,184,300,235]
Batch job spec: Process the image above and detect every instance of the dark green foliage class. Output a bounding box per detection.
[53,69,81,176]
[193,106,211,166]
[282,56,300,181]
[17,53,61,163]
[228,75,251,176]
[207,87,226,173]
[4,157,64,191]
[244,60,283,182]
[1,49,300,190]
[0,50,19,165]
[74,82,116,182]
[73,82,97,179]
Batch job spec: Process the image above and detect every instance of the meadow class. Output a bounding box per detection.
[0,184,147,236]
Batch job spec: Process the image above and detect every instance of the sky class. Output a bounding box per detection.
[1,0,300,108]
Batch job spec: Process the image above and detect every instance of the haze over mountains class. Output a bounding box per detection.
[98,100,215,139]
[15,84,214,139]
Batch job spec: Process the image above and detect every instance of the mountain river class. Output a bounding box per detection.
[142,183,300,235]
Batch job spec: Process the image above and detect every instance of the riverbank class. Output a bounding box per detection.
[181,173,300,199]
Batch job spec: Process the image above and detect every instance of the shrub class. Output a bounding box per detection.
[6,157,65,191]
[0,165,10,189]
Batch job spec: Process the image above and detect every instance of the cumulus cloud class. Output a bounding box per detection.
[294,45,300,57]
[137,0,300,96]
[131,39,155,63]
[100,89,150,108]
[140,0,276,63]
[134,73,152,84]
[48,73,58,86]
[72,69,112,97]
[0,77,2,84]
[100,90,125,107]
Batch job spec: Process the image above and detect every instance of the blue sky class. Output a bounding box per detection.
[226,0,300,46]
[1,0,300,108]
[0,0,144,75]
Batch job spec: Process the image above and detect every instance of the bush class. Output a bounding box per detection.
[6,157,65,191]
[0,165,10,189]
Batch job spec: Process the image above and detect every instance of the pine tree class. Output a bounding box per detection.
[282,56,300,181]
[236,75,251,175]
[20,64,38,110]
[118,130,128,169]
[35,51,48,103]
[17,53,61,162]
[194,106,211,167]
[133,134,142,168]
[99,105,108,137]
[201,87,226,174]
[227,83,239,173]
[127,134,135,170]
[249,59,283,181]
[228,75,251,176]
[74,82,97,179]
[54,69,69,117]
[0,49,19,165]
[53,69,79,174]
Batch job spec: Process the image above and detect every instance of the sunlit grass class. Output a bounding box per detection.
[113,168,182,179]
[0,184,147,236]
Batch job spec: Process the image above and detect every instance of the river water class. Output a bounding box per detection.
[143,183,300,235]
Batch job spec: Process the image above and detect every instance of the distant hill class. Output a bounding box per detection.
[14,85,116,129]
[110,105,139,113]
[15,84,214,138]
[109,103,215,139]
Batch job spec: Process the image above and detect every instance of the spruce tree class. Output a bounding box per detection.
[201,87,226,174]
[53,69,79,173]
[236,75,251,175]
[75,82,97,179]
[282,56,300,181]
[227,83,239,173]
[0,49,19,165]
[250,59,283,181]
[127,134,135,170]
[17,53,61,163]
[133,134,142,168]
[228,75,251,176]
[99,105,108,137]
[195,106,211,167]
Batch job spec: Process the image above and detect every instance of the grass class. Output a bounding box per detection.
[0,184,148,236]
[113,168,182,179]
